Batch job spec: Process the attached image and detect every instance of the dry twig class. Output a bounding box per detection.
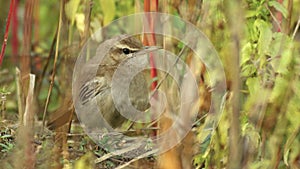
[42,0,63,130]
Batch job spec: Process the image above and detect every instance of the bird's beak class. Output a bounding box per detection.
[137,46,161,55]
[143,46,162,51]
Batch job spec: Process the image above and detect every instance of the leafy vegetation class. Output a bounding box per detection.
[0,0,299,168]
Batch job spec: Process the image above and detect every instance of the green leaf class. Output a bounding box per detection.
[90,17,103,41]
[99,0,116,25]
[242,64,257,77]
[286,94,300,130]
[270,76,288,103]
[268,1,288,18]
[115,0,135,16]
[277,45,293,74]
[267,32,286,58]
[0,134,12,139]
[284,126,300,166]
[0,143,9,150]
[249,160,271,169]
[241,42,252,65]
[246,77,260,96]
[74,152,94,169]
[0,143,13,152]
[254,19,272,56]
[75,13,85,33]
[65,0,81,25]
[245,10,257,18]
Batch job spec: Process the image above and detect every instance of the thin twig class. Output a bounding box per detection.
[42,0,63,130]
[149,45,188,99]
[0,0,15,66]
[95,144,155,164]
[82,0,93,46]
[265,4,282,32]
[292,15,300,40]
[36,29,57,95]
[115,149,158,169]
[36,29,57,96]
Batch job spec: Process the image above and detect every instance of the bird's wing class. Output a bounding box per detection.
[79,76,109,105]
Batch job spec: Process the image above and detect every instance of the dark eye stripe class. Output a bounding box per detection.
[122,48,139,55]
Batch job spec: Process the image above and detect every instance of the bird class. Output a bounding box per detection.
[78,35,152,129]
[48,35,153,130]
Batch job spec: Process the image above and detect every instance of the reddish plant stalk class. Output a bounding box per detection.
[144,0,158,137]
[149,0,158,90]
[0,0,15,66]
[276,0,283,32]
[12,0,19,62]
[144,0,158,90]
[143,0,150,46]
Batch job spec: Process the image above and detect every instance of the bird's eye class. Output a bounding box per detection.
[122,48,130,55]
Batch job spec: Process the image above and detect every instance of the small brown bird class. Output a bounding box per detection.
[77,35,152,128]
[48,35,153,130]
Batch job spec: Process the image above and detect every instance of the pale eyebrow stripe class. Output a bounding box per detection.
[115,44,140,51]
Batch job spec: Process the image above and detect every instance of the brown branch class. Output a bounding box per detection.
[265,4,282,32]
[33,0,40,43]
[12,0,19,62]
[82,0,93,46]
[36,29,57,97]
[286,0,293,34]
[42,0,63,129]
[21,0,35,77]
[224,0,244,168]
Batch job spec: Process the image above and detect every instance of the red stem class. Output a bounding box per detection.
[144,0,158,90]
[143,0,150,45]
[152,0,158,12]
[150,0,158,90]
[0,0,15,66]
[276,0,283,32]
[144,0,159,137]
[12,0,19,62]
